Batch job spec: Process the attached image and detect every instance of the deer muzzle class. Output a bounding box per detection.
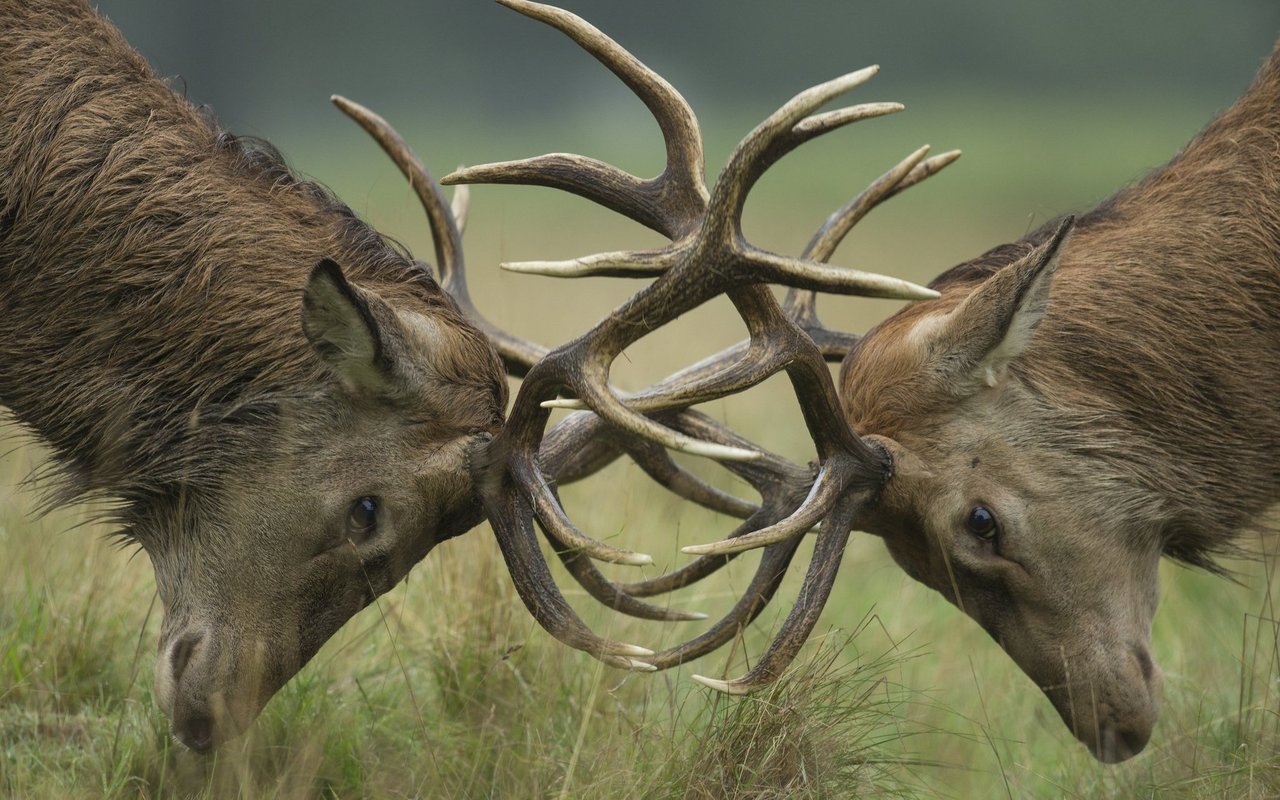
[154,624,294,752]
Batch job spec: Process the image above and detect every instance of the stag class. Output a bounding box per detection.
[435,0,1280,767]
[0,0,512,751]
[0,0,948,751]
[833,51,1280,759]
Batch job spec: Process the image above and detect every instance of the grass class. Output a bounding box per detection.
[3,98,1280,797]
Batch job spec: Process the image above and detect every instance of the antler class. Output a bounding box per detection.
[440,0,958,688]
[332,100,738,632]
[330,95,548,378]
[338,0,958,687]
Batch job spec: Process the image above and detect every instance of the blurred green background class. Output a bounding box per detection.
[89,0,1280,411]
[4,2,1280,797]
[94,0,1280,134]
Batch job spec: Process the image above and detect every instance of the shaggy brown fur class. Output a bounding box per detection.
[0,0,506,751]
[839,41,1280,761]
[0,1,504,510]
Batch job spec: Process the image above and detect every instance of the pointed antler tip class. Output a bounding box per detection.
[625,658,658,672]
[503,260,589,277]
[541,398,588,410]
[680,543,716,556]
[692,674,750,695]
[616,643,656,658]
[681,440,762,462]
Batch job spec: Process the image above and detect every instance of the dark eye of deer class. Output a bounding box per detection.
[346,496,379,540]
[966,505,998,540]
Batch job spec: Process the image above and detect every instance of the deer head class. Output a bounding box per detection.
[841,219,1164,762]
[146,254,506,751]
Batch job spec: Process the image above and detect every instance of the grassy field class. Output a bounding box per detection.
[3,99,1279,798]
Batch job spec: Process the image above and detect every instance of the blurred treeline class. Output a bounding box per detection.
[95,0,1279,135]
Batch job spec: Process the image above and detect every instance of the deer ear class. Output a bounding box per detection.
[934,216,1074,392]
[302,258,404,396]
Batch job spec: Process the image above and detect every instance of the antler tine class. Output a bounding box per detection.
[617,409,815,598]
[478,450,658,670]
[681,464,845,557]
[487,102,911,282]
[529,408,765,617]
[528,472,654,566]
[551,546,709,622]
[444,0,707,239]
[538,455,809,656]
[710,66,882,223]
[685,69,938,300]
[643,534,807,670]
[540,410,756,518]
[617,436,759,519]
[803,145,960,265]
[537,407,813,613]
[692,495,859,692]
[544,427,813,633]
[538,482,709,622]
[495,101,905,282]
[331,95,547,377]
[781,147,962,359]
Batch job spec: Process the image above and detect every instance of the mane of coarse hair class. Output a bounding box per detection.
[0,1,507,528]
[209,128,424,282]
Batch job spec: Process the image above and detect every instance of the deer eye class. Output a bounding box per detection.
[965,505,998,541]
[346,496,379,540]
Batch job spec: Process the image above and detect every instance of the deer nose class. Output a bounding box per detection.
[174,711,216,753]
[1131,643,1157,684]
[157,626,231,752]
[169,629,203,685]
[1095,721,1152,763]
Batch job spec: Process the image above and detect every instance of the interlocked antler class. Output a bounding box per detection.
[445,0,959,690]
[337,0,958,688]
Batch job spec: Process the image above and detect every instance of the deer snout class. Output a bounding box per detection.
[1094,718,1154,764]
[1049,642,1163,763]
[155,626,278,752]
